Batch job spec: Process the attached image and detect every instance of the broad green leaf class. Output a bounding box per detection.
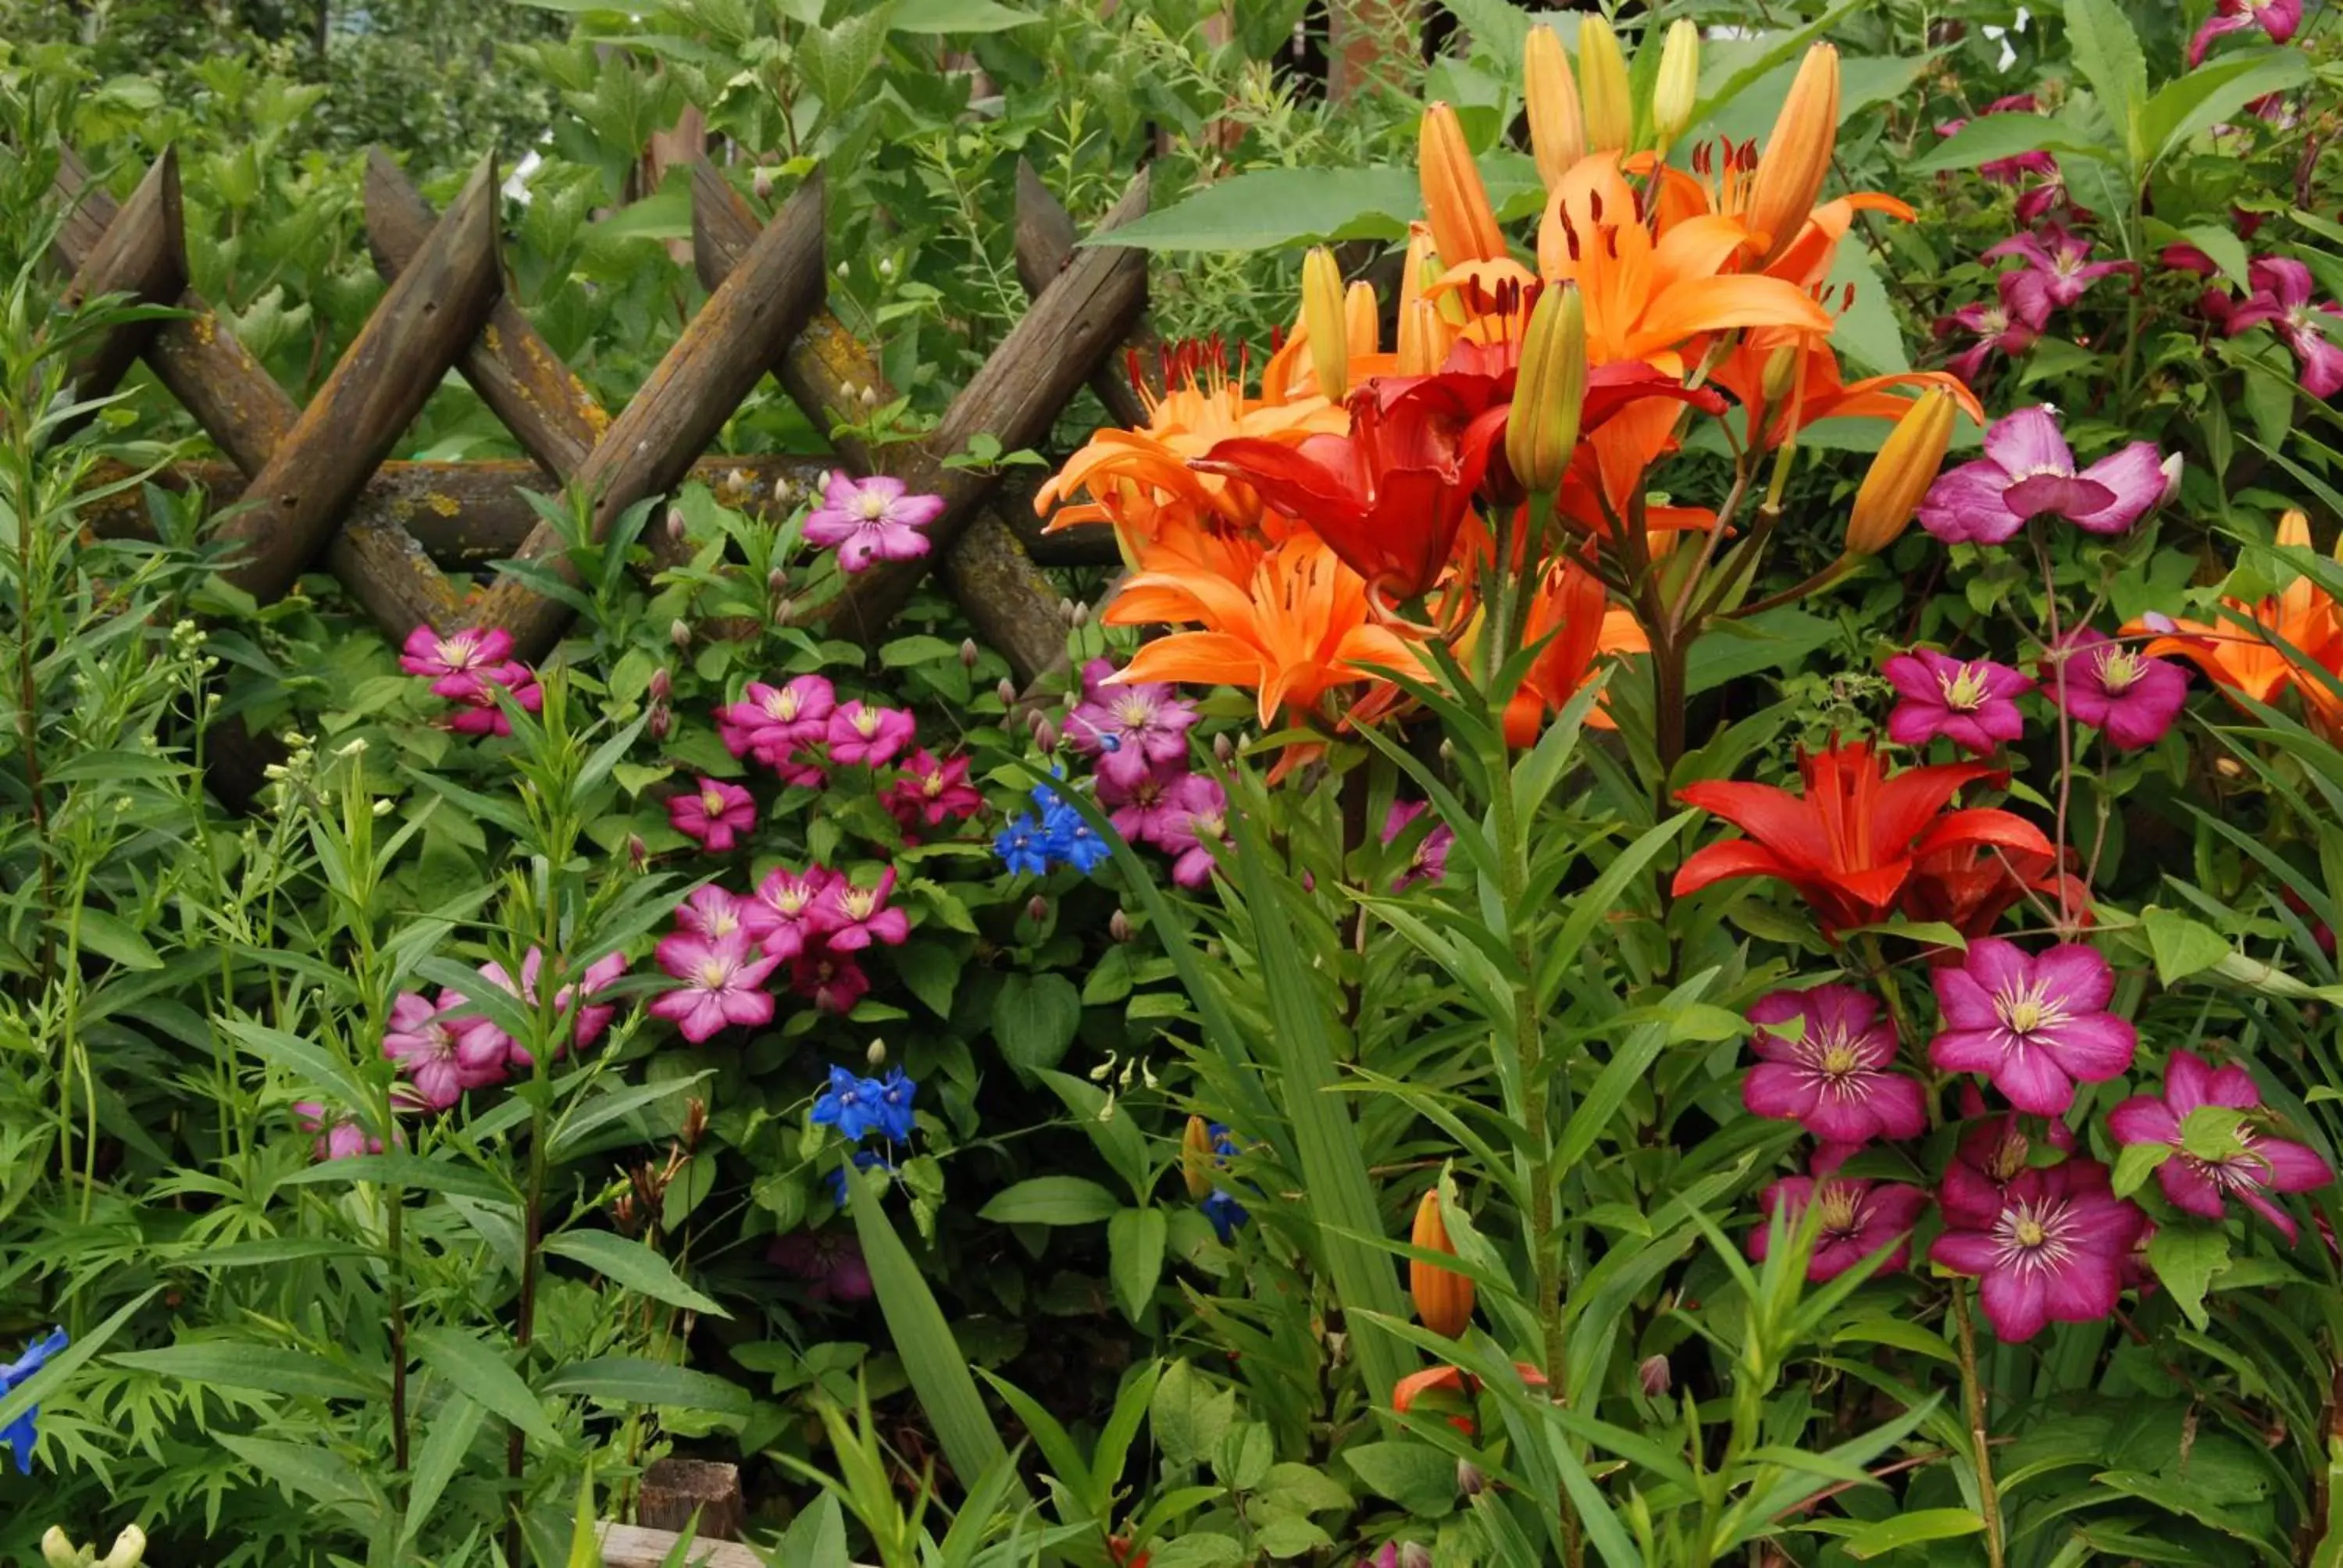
[112,1343,380,1402]
[2140,907,2234,986]
[410,1327,563,1448]
[1684,609,1838,696]
[225,1019,376,1138]
[1343,1441,1458,1517]
[1099,155,1542,253]
[2143,47,2310,167]
[2147,1222,2230,1331]
[1842,1509,1985,1557]
[1907,112,2075,176]
[540,1356,753,1417]
[992,972,1081,1077]
[1151,1357,1236,1469]
[1038,1069,1152,1200]
[541,1230,728,1317]
[1107,1206,1167,1321]
[1826,238,1909,376]
[2112,1138,2173,1197]
[73,907,162,971]
[216,1433,373,1509]
[889,0,1032,30]
[977,1175,1120,1225]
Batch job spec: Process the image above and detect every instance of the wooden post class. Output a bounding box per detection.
[636,1457,746,1541]
[55,149,187,410]
[1011,159,1155,432]
[595,1524,765,1568]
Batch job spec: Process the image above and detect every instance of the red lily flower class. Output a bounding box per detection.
[1673,741,2052,936]
[1900,839,2092,954]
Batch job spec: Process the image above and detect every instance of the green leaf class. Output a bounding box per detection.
[1906,112,2063,176]
[539,1356,753,1418]
[541,1229,729,1317]
[225,1019,376,1136]
[797,1,893,110]
[2178,223,2253,289]
[1150,1358,1236,1469]
[2141,907,2234,985]
[549,1071,712,1157]
[1842,1509,1985,1557]
[2147,1221,2231,1331]
[0,1288,160,1446]
[399,1394,485,1545]
[1343,1441,1459,1517]
[112,1343,381,1402]
[887,0,1033,30]
[410,1327,563,1449]
[1107,1206,1166,1320]
[1684,609,1837,696]
[216,1433,373,1509]
[2064,0,2148,169]
[2111,1138,2174,1198]
[74,907,162,971]
[2143,47,2310,167]
[977,1175,1120,1225]
[278,1151,512,1203]
[1038,1068,1152,1200]
[1826,237,1910,376]
[993,971,1081,1077]
[1100,155,1542,253]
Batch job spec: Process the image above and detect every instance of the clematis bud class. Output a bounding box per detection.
[751,165,774,200]
[1033,716,1059,751]
[1846,386,1956,557]
[1181,1114,1216,1199]
[1418,102,1507,268]
[1744,44,1841,265]
[648,667,672,703]
[1506,281,1586,495]
[1212,732,1234,764]
[626,834,647,871]
[867,1039,888,1067]
[1457,1458,1487,1497]
[647,703,672,742]
[669,618,691,650]
[2158,453,2185,504]
[1409,1186,1475,1338]
[1109,908,1133,943]
[1026,894,1050,924]
[665,504,687,543]
[1302,248,1350,403]
[959,637,979,668]
[1397,1545,1432,1568]
[1639,1354,1672,1398]
[996,678,1018,705]
[1652,20,1701,148]
[1523,24,1585,185]
[1072,601,1091,628]
[1576,16,1633,155]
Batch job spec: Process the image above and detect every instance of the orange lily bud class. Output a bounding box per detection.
[1181,1114,1215,1200]
[1506,281,1586,495]
[1397,222,1437,316]
[1652,20,1701,149]
[1301,247,1349,402]
[1397,299,1446,375]
[1418,102,1507,268]
[1523,24,1585,187]
[1846,387,1955,557]
[1576,16,1633,155]
[1745,43,1841,266]
[1345,279,1381,360]
[1410,1186,1474,1338]
[1760,344,1803,404]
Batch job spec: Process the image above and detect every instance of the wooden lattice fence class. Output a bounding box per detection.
[51,141,1154,745]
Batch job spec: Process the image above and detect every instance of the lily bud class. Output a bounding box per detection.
[1523,24,1585,186]
[1846,386,1956,557]
[1301,248,1350,402]
[1652,20,1701,149]
[41,1529,79,1568]
[99,1528,147,1568]
[1409,1186,1475,1338]
[1745,44,1841,266]
[1181,1114,1216,1199]
[1397,222,1437,319]
[1760,344,1802,405]
[1345,279,1380,361]
[1506,281,1587,495]
[1396,299,1445,376]
[1418,102,1507,268]
[1576,16,1633,155]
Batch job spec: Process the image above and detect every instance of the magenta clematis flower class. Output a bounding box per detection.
[1940,1085,2077,1230]
[458,947,620,1067]
[676,885,753,944]
[1937,269,2049,387]
[294,1102,382,1162]
[2038,629,2189,750]
[1931,1157,2145,1341]
[444,664,544,736]
[810,868,911,952]
[1928,939,2136,1115]
[790,950,870,1014]
[1935,94,2058,185]
[2189,0,2302,66]
[1382,800,1455,890]
[1749,1165,1931,1283]
[1986,225,2136,315]
[401,625,517,701]
[1883,649,2033,756]
[883,750,983,831]
[826,702,916,768]
[558,951,630,1052]
[1160,773,1230,889]
[1068,659,1200,789]
[2224,258,2343,399]
[2108,1048,2334,1242]
[1918,406,2168,545]
[749,865,835,960]
[1742,984,1929,1145]
[802,473,943,572]
[649,928,781,1043]
[719,675,836,764]
[669,777,756,853]
[768,1230,875,1304]
[1102,762,1198,849]
[383,989,507,1110]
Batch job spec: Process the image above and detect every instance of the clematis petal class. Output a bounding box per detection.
[1981,405,2077,478]
[1979,1265,2052,1342]
[2070,442,2170,533]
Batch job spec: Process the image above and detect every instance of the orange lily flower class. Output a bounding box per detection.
[2137,511,2343,739]
[1107,537,1421,729]
[1711,330,1983,448]
[1392,1360,1550,1435]
[1501,558,1647,744]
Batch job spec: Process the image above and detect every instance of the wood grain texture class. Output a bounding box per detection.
[1012,158,1156,432]
[473,166,828,660]
[636,1457,746,1541]
[594,1523,765,1568]
[58,148,187,411]
[212,155,505,603]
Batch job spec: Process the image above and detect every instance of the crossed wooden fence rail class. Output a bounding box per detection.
[50,142,1152,711]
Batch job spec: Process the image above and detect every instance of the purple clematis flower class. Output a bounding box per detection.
[1749,1162,1931,1283]
[826,701,917,768]
[1931,1157,2145,1342]
[2039,628,2190,750]
[1986,225,2136,315]
[2189,0,2302,66]
[1161,773,1229,889]
[676,885,753,945]
[383,989,507,1110]
[1918,406,2168,544]
[1884,649,2034,756]
[294,1101,383,1162]
[2225,258,2343,399]
[802,473,943,572]
[1928,939,2137,1115]
[669,776,756,853]
[1068,658,1200,788]
[1742,984,1929,1145]
[748,865,835,960]
[1941,1085,2076,1229]
[2108,1048,2334,1241]
[1382,800,1454,890]
[1102,761,1197,849]
[1937,269,2049,387]
[809,868,911,953]
[719,675,835,764]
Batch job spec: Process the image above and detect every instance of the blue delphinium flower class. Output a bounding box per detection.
[1043,799,1111,872]
[811,1065,879,1142]
[0,1327,68,1475]
[1202,1188,1250,1244]
[826,1148,894,1206]
[994,813,1057,875]
[870,1068,917,1142]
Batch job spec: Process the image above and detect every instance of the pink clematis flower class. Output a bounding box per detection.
[1986,225,2136,315]
[719,675,836,764]
[1160,774,1230,889]
[1068,659,1200,789]
[1884,650,2033,756]
[791,950,869,1014]
[294,1102,383,1162]
[384,989,508,1110]
[1100,762,1197,849]
[2189,0,2302,66]
[445,664,544,736]
[768,1230,875,1304]
[2038,629,2189,750]
[676,885,753,944]
[1936,269,2049,387]
[749,865,836,960]
[1928,939,2137,1115]
[669,777,757,853]
[826,702,916,768]
[810,869,911,952]
[2108,1048,2334,1241]
[558,951,631,1052]
[649,928,781,1043]
[1749,1162,1931,1283]
[401,625,517,701]
[883,750,983,831]
[1742,984,1929,1145]
[1940,1085,2077,1229]
[458,947,625,1067]
[1918,406,2168,544]
[2225,258,2343,399]
[802,473,943,572]
[1382,800,1454,891]
[1931,1157,2146,1341]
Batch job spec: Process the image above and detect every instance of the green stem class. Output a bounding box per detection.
[1952,1283,2006,1568]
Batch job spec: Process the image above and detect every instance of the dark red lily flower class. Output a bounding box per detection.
[1901,839,2091,956]
[1674,740,2052,936]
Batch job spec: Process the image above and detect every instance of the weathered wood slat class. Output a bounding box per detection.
[1011,158,1156,432]
[213,156,505,603]
[57,148,187,410]
[473,168,829,660]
